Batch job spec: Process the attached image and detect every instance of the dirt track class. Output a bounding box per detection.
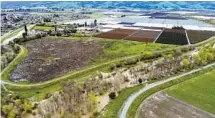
[136,92,215,118]
[9,38,103,82]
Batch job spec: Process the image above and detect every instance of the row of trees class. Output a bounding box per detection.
[144,44,215,81]
[182,44,215,69]
[14,32,47,44]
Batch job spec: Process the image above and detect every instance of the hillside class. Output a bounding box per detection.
[2,1,215,10]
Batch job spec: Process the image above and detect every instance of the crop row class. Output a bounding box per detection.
[96,28,160,42]
[97,28,215,45]
[155,29,188,45]
[124,30,160,42]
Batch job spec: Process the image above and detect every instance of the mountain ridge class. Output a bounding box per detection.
[1,1,215,10]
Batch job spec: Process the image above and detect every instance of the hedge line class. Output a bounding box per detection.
[126,65,215,118]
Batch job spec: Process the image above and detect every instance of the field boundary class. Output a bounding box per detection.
[1,24,35,45]
[124,63,215,118]
[1,36,214,89]
[1,27,23,43]
[185,29,191,45]
[153,28,164,43]
[192,36,215,46]
[2,54,142,87]
[122,28,142,40]
[135,91,215,118]
[1,45,28,82]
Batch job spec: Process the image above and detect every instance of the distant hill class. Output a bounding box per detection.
[1,1,215,10]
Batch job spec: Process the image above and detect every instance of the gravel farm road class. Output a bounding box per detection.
[118,62,215,118]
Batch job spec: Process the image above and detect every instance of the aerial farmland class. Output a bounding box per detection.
[1,1,215,118]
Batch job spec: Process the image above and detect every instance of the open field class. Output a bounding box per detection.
[9,37,174,83]
[124,30,160,42]
[3,37,175,100]
[137,92,215,118]
[126,65,215,118]
[166,69,215,114]
[96,29,136,39]
[87,12,106,19]
[99,39,173,59]
[187,30,215,44]
[96,29,160,42]
[34,26,54,31]
[155,29,188,45]
[9,38,102,82]
[96,28,215,45]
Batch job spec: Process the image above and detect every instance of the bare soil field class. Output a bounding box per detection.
[136,92,215,118]
[95,29,136,39]
[187,30,215,44]
[164,29,185,33]
[9,38,103,82]
[124,30,160,42]
[142,27,164,30]
[96,29,160,42]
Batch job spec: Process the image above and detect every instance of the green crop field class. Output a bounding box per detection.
[166,69,215,114]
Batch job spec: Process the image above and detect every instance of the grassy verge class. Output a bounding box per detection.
[1,45,27,82]
[97,84,145,118]
[3,38,175,87]
[1,27,23,43]
[166,69,215,114]
[3,36,214,100]
[126,65,215,118]
[7,63,111,100]
[1,24,36,43]
[34,26,54,31]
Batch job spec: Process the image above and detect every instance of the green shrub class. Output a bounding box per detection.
[109,92,116,99]
[124,58,138,65]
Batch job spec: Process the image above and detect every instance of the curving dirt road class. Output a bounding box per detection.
[118,62,215,118]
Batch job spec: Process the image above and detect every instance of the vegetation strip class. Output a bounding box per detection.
[1,36,214,90]
[166,69,215,114]
[97,84,145,118]
[1,45,174,87]
[1,28,23,43]
[185,30,191,45]
[1,45,28,82]
[153,28,164,43]
[1,24,35,44]
[125,64,215,118]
